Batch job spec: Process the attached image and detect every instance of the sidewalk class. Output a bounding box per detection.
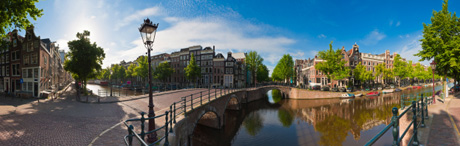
[420,92,460,146]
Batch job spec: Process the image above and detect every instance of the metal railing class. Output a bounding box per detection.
[123,83,288,145]
[366,93,431,146]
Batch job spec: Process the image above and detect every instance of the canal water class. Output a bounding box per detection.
[86,84,143,96]
[192,84,452,146]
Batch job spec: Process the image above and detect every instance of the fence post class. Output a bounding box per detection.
[200,92,203,105]
[191,95,194,110]
[128,125,134,146]
[412,101,419,146]
[140,112,146,141]
[169,106,173,133]
[209,89,211,102]
[183,97,186,116]
[421,93,425,127]
[173,102,177,123]
[220,88,222,97]
[164,111,170,146]
[425,95,428,119]
[392,107,399,146]
[401,94,405,109]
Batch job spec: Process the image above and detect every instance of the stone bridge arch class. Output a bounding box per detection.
[225,94,241,111]
[193,106,221,130]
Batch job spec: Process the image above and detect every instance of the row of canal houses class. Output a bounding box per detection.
[0,26,72,98]
[114,45,250,88]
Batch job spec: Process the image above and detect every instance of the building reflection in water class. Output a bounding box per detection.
[191,88,424,146]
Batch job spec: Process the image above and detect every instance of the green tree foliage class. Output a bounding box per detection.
[0,0,43,36]
[154,62,174,83]
[416,0,460,84]
[272,54,294,83]
[98,68,111,80]
[246,51,264,86]
[353,64,366,88]
[270,89,282,103]
[256,64,270,82]
[110,64,120,82]
[242,112,264,136]
[134,56,148,86]
[64,31,105,94]
[185,53,201,86]
[393,54,409,86]
[126,63,136,80]
[315,41,351,86]
[278,109,294,127]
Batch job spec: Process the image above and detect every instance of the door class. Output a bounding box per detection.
[34,83,38,97]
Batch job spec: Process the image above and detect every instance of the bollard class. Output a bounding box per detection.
[173,102,177,123]
[392,107,399,146]
[425,95,428,119]
[140,112,146,141]
[412,101,419,146]
[421,93,425,127]
[164,111,170,146]
[128,125,134,146]
[169,106,173,133]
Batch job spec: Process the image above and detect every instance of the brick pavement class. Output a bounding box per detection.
[423,92,460,146]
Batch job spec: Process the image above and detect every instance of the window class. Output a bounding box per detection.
[22,82,27,91]
[24,55,29,65]
[6,66,9,76]
[34,68,38,78]
[31,53,38,64]
[13,40,17,47]
[27,69,32,78]
[23,69,27,77]
[43,55,46,65]
[5,54,8,63]
[12,64,19,76]
[28,42,33,52]
[28,82,32,91]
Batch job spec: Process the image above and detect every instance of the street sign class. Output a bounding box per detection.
[20,79,23,84]
[78,82,81,86]
[127,81,131,85]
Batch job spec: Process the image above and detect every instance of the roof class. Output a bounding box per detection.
[232,52,246,59]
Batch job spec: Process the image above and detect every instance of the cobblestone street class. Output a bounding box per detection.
[0,84,222,146]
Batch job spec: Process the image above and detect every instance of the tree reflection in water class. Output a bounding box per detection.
[243,112,264,136]
[278,109,294,127]
[315,115,351,146]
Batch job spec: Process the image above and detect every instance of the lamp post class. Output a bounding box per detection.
[430,60,436,104]
[139,18,159,143]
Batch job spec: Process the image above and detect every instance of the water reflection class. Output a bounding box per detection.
[85,84,143,96]
[192,85,448,146]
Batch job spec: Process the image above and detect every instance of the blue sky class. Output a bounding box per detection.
[24,0,460,74]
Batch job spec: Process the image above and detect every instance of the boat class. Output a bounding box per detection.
[394,88,402,92]
[382,89,394,94]
[341,93,355,98]
[355,93,363,97]
[100,81,108,86]
[366,91,380,96]
[412,86,422,89]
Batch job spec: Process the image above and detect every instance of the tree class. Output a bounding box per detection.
[0,0,43,36]
[256,64,270,82]
[246,51,263,87]
[393,54,408,87]
[375,63,385,85]
[98,68,111,81]
[134,56,149,87]
[353,64,366,88]
[272,54,294,83]
[126,63,137,85]
[416,0,460,90]
[154,62,174,87]
[184,53,201,87]
[315,41,351,87]
[64,30,105,98]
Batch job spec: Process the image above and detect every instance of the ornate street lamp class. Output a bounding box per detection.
[430,60,436,104]
[139,18,159,143]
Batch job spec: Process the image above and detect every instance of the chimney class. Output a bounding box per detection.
[315,55,317,58]
[228,52,232,58]
[213,45,215,52]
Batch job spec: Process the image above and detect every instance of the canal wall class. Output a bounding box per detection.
[282,87,344,99]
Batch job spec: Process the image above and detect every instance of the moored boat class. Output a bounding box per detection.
[355,93,363,97]
[366,91,380,96]
[382,89,394,94]
[341,93,355,98]
[394,88,402,92]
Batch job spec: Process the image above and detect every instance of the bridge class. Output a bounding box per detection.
[122,84,293,146]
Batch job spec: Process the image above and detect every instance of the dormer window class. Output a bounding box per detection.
[13,39,17,47]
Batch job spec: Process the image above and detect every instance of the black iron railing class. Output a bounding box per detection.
[366,93,432,146]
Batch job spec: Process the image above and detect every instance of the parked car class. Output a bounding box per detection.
[321,86,330,91]
[377,86,383,90]
[364,86,371,91]
[339,87,347,92]
[312,85,321,90]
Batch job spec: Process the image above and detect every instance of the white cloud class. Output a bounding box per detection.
[360,29,386,45]
[290,51,305,59]
[317,34,327,38]
[115,6,163,30]
[399,34,410,38]
[389,20,393,26]
[396,36,429,65]
[55,39,69,52]
[396,21,401,27]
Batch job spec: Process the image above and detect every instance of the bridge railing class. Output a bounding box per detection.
[365,93,430,146]
[124,111,171,146]
[123,84,283,145]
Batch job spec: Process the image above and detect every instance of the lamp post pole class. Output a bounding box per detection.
[139,18,159,143]
[431,60,436,104]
